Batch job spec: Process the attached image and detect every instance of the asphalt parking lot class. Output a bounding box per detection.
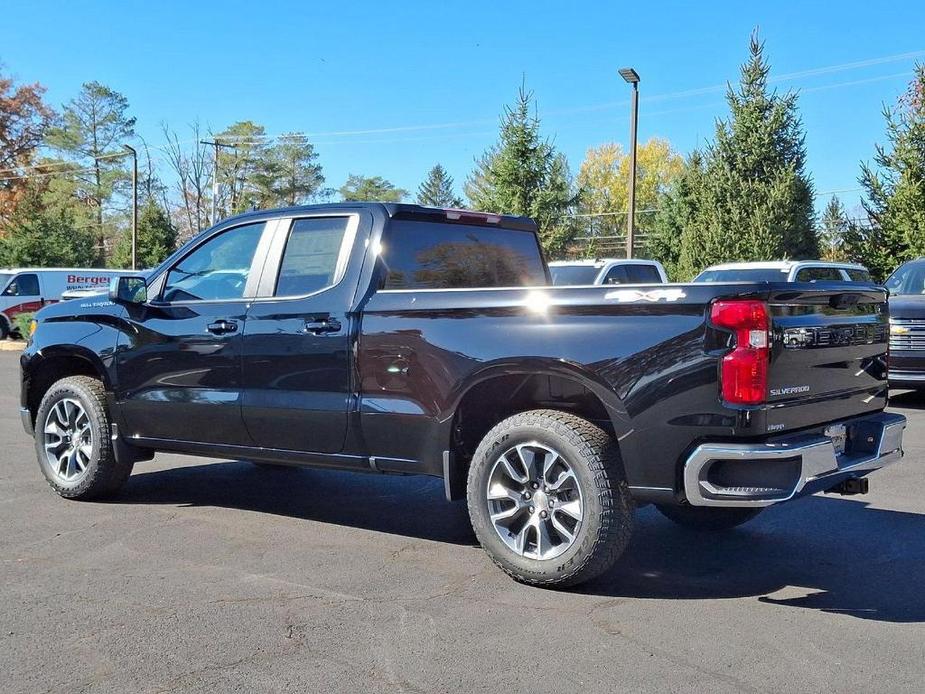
[2,350,924,693]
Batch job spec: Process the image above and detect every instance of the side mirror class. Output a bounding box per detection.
[109,276,147,304]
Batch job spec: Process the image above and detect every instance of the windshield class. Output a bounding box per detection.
[694,268,790,283]
[549,265,600,285]
[0,273,11,291]
[885,262,925,296]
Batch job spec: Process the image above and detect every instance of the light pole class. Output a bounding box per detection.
[619,67,640,259]
[122,145,138,270]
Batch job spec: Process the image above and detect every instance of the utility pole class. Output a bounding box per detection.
[619,67,640,259]
[200,139,237,225]
[122,145,138,270]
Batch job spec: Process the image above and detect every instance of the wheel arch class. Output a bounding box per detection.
[24,347,111,425]
[441,359,630,500]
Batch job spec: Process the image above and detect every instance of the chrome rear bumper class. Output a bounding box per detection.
[684,412,906,507]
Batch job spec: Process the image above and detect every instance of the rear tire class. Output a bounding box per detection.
[467,410,634,588]
[0,317,9,340]
[34,376,133,500]
[655,503,762,531]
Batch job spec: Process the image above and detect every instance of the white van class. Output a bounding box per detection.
[0,268,136,339]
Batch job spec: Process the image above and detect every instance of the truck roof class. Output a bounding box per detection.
[702,260,868,271]
[548,259,663,268]
[219,202,538,232]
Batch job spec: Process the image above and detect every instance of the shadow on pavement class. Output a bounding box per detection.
[583,496,925,623]
[889,389,925,410]
[121,460,478,546]
[122,461,925,623]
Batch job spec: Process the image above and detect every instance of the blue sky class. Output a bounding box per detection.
[4,1,924,214]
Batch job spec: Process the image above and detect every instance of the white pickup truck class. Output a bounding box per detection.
[548,258,668,286]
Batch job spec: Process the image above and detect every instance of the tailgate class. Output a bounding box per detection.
[765,283,888,431]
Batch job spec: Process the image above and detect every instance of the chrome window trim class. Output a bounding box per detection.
[153,219,274,306]
[251,213,360,302]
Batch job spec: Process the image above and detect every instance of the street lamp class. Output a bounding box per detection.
[122,145,138,270]
[619,67,640,259]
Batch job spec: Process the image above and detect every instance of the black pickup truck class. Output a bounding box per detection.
[20,203,906,587]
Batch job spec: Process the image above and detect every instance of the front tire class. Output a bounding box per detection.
[655,503,762,531]
[467,410,634,588]
[35,376,133,500]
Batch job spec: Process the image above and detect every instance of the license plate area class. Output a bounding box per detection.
[824,423,847,455]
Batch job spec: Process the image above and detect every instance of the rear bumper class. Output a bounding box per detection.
[683,412,905,507]
[888,350,925,389]
[888,369,925,389]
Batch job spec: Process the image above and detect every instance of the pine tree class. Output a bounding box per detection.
[417,164,462,207]
[465,85,579,258]
[252,132,324,208]
[856,65,925,279]
[819,196,850,261]
[44,82,136,262]
[673,32,817,279]
[647,152,704,280]
[111,200,177,269]
[339,174,407,202]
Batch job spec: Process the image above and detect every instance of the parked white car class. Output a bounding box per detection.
[548,259,668,286]
[0,268,137,339]
[694,261,872,283]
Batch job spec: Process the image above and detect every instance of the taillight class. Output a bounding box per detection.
[711,300,770,405]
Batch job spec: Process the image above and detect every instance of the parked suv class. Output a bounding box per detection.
[694,261,871,283]
[548,259,667,286]
[20,204,904,587]
[885,258,925,389]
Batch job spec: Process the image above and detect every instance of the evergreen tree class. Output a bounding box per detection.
[818,196,850,261]
[111,200,177,269]
[647,152,704,280]
[0,183,96,266]
[465,85,579,258]
[339,174,406,202]
[417,164,462,207]
[44,81,136,262]
[856,65,925,279]
[213,121,268,215]
[252,132,324,208]
[672,32,817,279]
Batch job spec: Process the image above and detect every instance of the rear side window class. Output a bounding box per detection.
[275,217,351,296]
[795,267,844,282]
[4,273,39,296]
[380,221,547,289]
[602,266,628,284]
[625,264,662,283]
[845,269,872,282]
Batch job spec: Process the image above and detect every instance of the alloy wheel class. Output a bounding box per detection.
[485,442,584,560]
[43,398,94,483]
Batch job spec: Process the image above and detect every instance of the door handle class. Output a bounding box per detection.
[303,317,342,335]
[207,320,238,335]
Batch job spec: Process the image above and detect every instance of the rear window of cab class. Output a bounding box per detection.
[379,221,547,290]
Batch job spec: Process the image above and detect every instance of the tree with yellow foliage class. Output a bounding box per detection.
[576,138,683,251]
